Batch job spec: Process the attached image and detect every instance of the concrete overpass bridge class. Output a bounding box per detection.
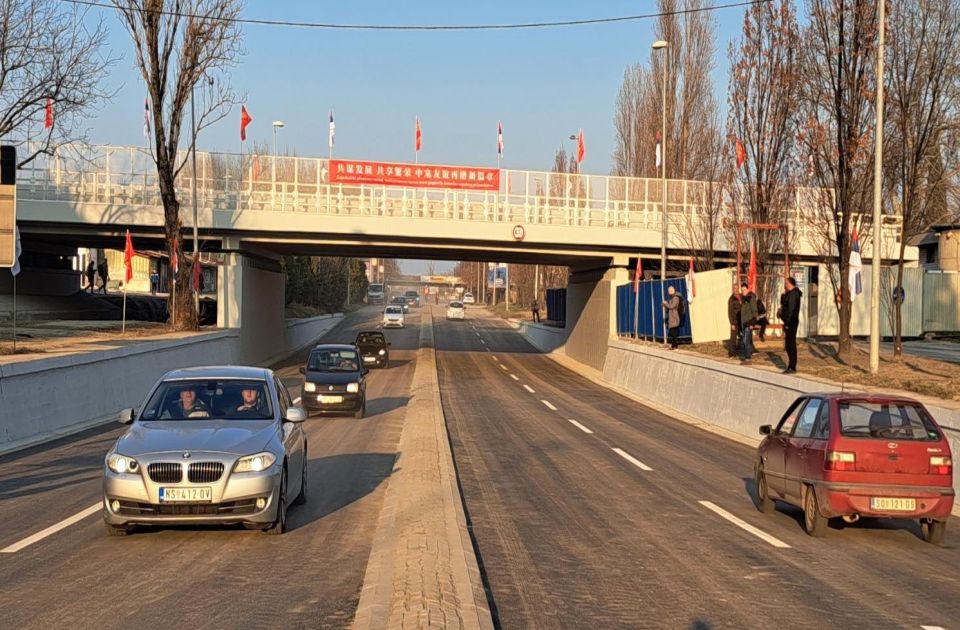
[9,142,912,369]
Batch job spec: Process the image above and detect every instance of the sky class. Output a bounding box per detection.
[80,1,749,273]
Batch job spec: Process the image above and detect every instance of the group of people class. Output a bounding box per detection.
[84,258,110,294]
[727,279,802,373]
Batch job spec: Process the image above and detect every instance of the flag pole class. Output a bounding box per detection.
[633,260,640,339]
[122,276,128,334]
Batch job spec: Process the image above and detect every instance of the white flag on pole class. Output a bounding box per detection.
[328,111,335,149]
[10,226,21,277]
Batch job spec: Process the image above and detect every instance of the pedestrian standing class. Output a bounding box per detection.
[739,283,758,364]
[531,298,541,323]
[85,260,96,293]
[727,287,741,357]
[662,286,682,350]
[98,257,109,294]
[756,298,769,342]
[780,277,803,374]
[150,269,159,295]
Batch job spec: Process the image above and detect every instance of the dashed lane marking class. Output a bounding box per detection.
[921,626,947,630]
[568,419,593,434]
[500,364,508,371]
[480,339,486,344]
[698,500,791,549]
[1,503,101,554]
[523,384,535,393]
[541,400,557,411]
[612,448,654,472]
[510,374,520,381]
[293,397,302,404]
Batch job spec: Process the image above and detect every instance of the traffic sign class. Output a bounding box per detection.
[512,224,525,241]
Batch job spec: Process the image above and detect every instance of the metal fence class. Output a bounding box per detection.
[545,288,566,325]
[616,279,693,340]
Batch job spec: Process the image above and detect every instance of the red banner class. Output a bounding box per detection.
[330,159,500,191]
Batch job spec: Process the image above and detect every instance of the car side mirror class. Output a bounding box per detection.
[285,407,307,423]
[759,424,772,436]
[299,366,305,374]
[118,408,136,424]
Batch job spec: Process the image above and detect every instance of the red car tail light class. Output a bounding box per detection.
[929,456,952,476]
[825,451,856,472]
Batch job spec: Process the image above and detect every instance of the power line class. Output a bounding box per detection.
[61,0,771,31]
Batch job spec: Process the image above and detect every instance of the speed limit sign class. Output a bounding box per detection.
[512,224,525,241]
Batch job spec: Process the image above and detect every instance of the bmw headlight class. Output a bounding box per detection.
[234,452,277,473]
[347,382,360,393]
[106,453,139,474]
[378,349,386,356]
[304,382,317,392]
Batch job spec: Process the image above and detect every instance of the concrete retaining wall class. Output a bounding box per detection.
[602,338,960,501]
[513,320,569,354]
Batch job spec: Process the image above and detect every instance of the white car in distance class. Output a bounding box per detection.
[462,292,475,304]
[446,301,466,320]
[382,305,405,328]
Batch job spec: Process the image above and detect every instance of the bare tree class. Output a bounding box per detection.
[675,125,730,270]
[727,0,800,306]
[111,0,244,329]
[886,0,960,357]
[0,0,113,166]
[799,0,880,355]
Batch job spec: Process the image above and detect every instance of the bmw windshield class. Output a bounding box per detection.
[139,379,274,421]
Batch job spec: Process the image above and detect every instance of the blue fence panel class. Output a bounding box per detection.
[616,279,693,340]
[546,288,566,325]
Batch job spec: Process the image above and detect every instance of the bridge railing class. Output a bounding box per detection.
[12,141,902,255]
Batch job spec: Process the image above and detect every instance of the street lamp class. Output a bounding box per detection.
[568,134,577,172]
[271,120,285,155]
[271,120,284,198]
[653,39,669,344]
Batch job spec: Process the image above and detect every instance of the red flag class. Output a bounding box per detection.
[45,98,53,129]
[576,128,585,164]
[686,258,696,301]
[192,252,202,292]
[240,105,252,141]
[415,117,422,152]
[633,257,643,294]
[747,243,757,293]
[123,229,135,284]
[252,154,261,181]
[735,139,746,170]
[171,237,179,275]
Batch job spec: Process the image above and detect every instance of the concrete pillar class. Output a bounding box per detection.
[218,236,243,329]
[563,259,629,371]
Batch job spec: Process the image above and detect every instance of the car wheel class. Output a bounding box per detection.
[754,465,775,514]
[105,523,131,537]
[921,519,947,545]
[354,401,366,419]
[803,486,827,537]
[293,450,308,506]
[264,469,287,535]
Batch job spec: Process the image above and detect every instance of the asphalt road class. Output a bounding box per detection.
[0,306,420,629]
[435,308,960,630]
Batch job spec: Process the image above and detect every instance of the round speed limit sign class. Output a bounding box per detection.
[512,224,525,241]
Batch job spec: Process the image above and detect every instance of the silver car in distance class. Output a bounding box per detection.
[102,366,307,536]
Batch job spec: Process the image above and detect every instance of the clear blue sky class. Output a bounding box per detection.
[86,1,748,273]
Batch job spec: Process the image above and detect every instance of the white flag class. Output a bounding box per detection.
[328,111,335,149]
[10,225,21,276]
[655,132,662,169]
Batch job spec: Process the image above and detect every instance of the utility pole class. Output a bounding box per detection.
[653,39,669,345]
[869,0,885,375]
[190,85,199,318]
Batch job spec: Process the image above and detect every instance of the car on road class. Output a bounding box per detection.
[367,283,386,305]
[102,366,307,536]
[383,305,405,328]
[754,393,954,543]
[462,292,475,304]
[446,300,466,320]
[356,330,391,369]
[390,295,410,313]
[300,344,368,418]
[404,290,420,307]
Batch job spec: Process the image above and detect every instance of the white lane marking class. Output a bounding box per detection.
[541,400,557,411]
[480,339,486,344]
[921,626,947,630]
[499,364,508,371]
[491,356,498,361]
[476,332,481,337]
[510,374,520,381]
[1,503,101,554]
[698,501,791,549]
[485,348,490,352]
[523,384,535,393]
[568,419,594,434]
[293,396,302,404]
[612,448,654,472]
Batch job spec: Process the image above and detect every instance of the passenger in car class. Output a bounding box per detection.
[235,387,266,417]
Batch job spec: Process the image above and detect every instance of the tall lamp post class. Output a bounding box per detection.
[869,2,885,374]
[653,39,669,344]
[271,120,284,198]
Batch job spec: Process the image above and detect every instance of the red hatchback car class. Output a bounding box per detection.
[755,393,954,544]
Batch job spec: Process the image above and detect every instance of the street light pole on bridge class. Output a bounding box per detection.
[653,39,669,345]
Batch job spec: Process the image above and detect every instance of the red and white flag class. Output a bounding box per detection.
[44,98,53,129]
[685,258,696,302]
[576,128,585,164]
[415,117,422,153]
[240,105,252,141]
[171,237,179,275]
[123,229,135,284]
[655,132,662,169]
[735,138,746,170]
[497,121,504,160]
[633,257,643,294]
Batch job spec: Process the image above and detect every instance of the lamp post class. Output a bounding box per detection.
[869,1,885,375]
[653,39,669,344]
[271,120,284,199]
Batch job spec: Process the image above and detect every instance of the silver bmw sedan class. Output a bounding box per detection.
[102,366,307,536]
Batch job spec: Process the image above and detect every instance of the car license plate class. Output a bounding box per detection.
[870,497,916,512]
[160,487,212,502]
[319,395,343,404]
[363,357,376,363]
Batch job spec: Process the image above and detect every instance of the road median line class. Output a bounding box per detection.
[568,419,594,434]
[1,503,101,554]
[698,500,791,549]
[612,447,654,471]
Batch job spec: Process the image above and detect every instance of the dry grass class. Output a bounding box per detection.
[0,321,176,358]
[689,338,960,402]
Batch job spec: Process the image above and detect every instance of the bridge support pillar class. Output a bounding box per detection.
[563,259,629,371]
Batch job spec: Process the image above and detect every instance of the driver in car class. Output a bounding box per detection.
[235,387,265,417]
[166,386,211,419]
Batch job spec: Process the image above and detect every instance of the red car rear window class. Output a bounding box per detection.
[838,401,941,441]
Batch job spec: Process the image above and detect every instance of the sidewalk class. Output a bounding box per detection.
[353,307,493,630]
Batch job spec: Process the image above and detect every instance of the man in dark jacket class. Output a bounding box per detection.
[780,277,803,373]
[727,288,741,357]
[739,283,758,363]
